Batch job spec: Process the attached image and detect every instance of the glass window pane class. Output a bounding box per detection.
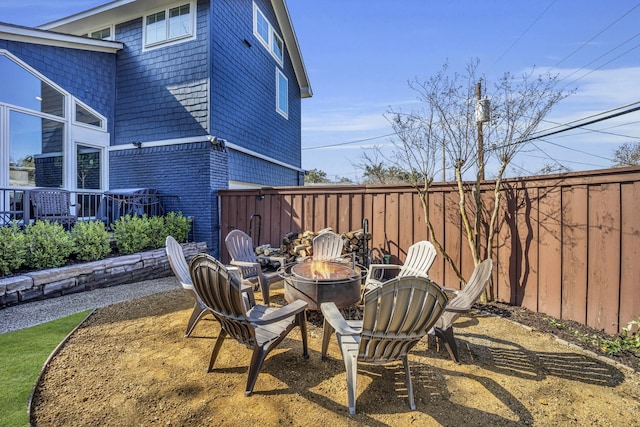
[77,145,101,190]
[146,11,166,44]
[277,72,288,116]
[90,28,111,40]
[9,111,64,188]
[256,10,269,44]
[272,32,284,62]
[0,55,65,117]
[75,104,103,127]
[169,4,191,39]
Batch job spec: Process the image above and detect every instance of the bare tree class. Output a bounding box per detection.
[377,59,572,293]
[612,142,640,167]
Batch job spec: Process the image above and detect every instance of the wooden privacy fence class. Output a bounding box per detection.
[219,166,640,334]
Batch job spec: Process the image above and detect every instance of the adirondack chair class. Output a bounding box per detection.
[30,189,77,228]
[431,259,493,363]
[362,240,437,293]
[312,231,344,260]
[189,253,309,396]
[321,276,448,414]
[165,236,255,337]
[225,229,280,305]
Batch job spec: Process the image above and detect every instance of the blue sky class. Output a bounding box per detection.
[3,0,639,182]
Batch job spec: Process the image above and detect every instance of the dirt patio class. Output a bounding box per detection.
[31,280,640,426]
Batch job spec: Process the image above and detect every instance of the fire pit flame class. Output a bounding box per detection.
[293,260,358,282]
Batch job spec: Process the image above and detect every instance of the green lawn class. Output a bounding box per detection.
[0,311,90,427]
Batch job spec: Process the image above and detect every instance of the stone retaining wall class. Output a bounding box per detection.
[0,242,208,307]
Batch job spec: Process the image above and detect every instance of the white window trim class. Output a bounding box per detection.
[276,68,288,119]
[252,1,284,66]
[142,1,196,52]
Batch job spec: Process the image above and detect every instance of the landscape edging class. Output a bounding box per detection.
[0,242,208,307]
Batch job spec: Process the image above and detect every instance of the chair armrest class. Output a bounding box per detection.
[440,286,460,294]
[444,306,471,313]
[366,263,401,282]
[320,302,360,336]
[250,299,308,325]
[230,260,261,269]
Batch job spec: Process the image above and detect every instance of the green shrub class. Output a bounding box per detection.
[25,221,73,269]
[163,211,191,243]
[0,222,28,275]
[111,215,150,254]
[146,215,167,249]
[70,221,111,261]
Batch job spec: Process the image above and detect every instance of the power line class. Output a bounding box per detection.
[488,0,557,71]
[560,41,640,90]
[550,3,640,70]
[523,102,640,143]
[302,132,395,151]
[557,31,640,85]
[536,138,615,163]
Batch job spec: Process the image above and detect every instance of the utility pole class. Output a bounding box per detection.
[473,81,486,264]
[476,81,485,181]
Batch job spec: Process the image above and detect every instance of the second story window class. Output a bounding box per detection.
[144,2,195,49]
[276,69,288,119]
[89,27,112,40]
[253,2,284,66]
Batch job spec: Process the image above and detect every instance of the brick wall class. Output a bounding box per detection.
[109,141,227,256]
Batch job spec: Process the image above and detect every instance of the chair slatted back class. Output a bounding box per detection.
[225,229,261,279]
[190,254,255,345]
[360,276,447,363]
[165,236,192,288]
[31,190,71,216]
[398,241,437,278]
[312,231,344,261]
[439,259,493,328]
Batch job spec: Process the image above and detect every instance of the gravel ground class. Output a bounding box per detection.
[0,277,181,334]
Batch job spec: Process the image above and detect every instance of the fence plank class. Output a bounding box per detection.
[537,186,562,318]
[620,181,640,331]
[562,185,588,325]
[587,184,621,334]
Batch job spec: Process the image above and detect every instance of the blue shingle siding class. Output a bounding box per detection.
[113,0,210,145]
[0,40,116,134]
[210,0,302,180]
[109,141,227,256]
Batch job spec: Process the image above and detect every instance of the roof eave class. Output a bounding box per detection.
[271,0,313,98]
[0,23,123,53]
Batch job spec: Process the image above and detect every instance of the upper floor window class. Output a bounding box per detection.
[0,54,65,117]
[253,2,284,66]
[276,69,288,119]
[144,2,195,49]
[75,102,104,129]
[89,27,112,40]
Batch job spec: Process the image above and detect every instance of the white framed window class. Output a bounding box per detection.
[0,50,109,192]
[143,2,195,50]
[253,2,284,66]
[73,101,106,131]
[89,27,113,40]
[276,69,288,119]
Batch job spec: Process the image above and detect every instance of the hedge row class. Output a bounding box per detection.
[0,212,191,276]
